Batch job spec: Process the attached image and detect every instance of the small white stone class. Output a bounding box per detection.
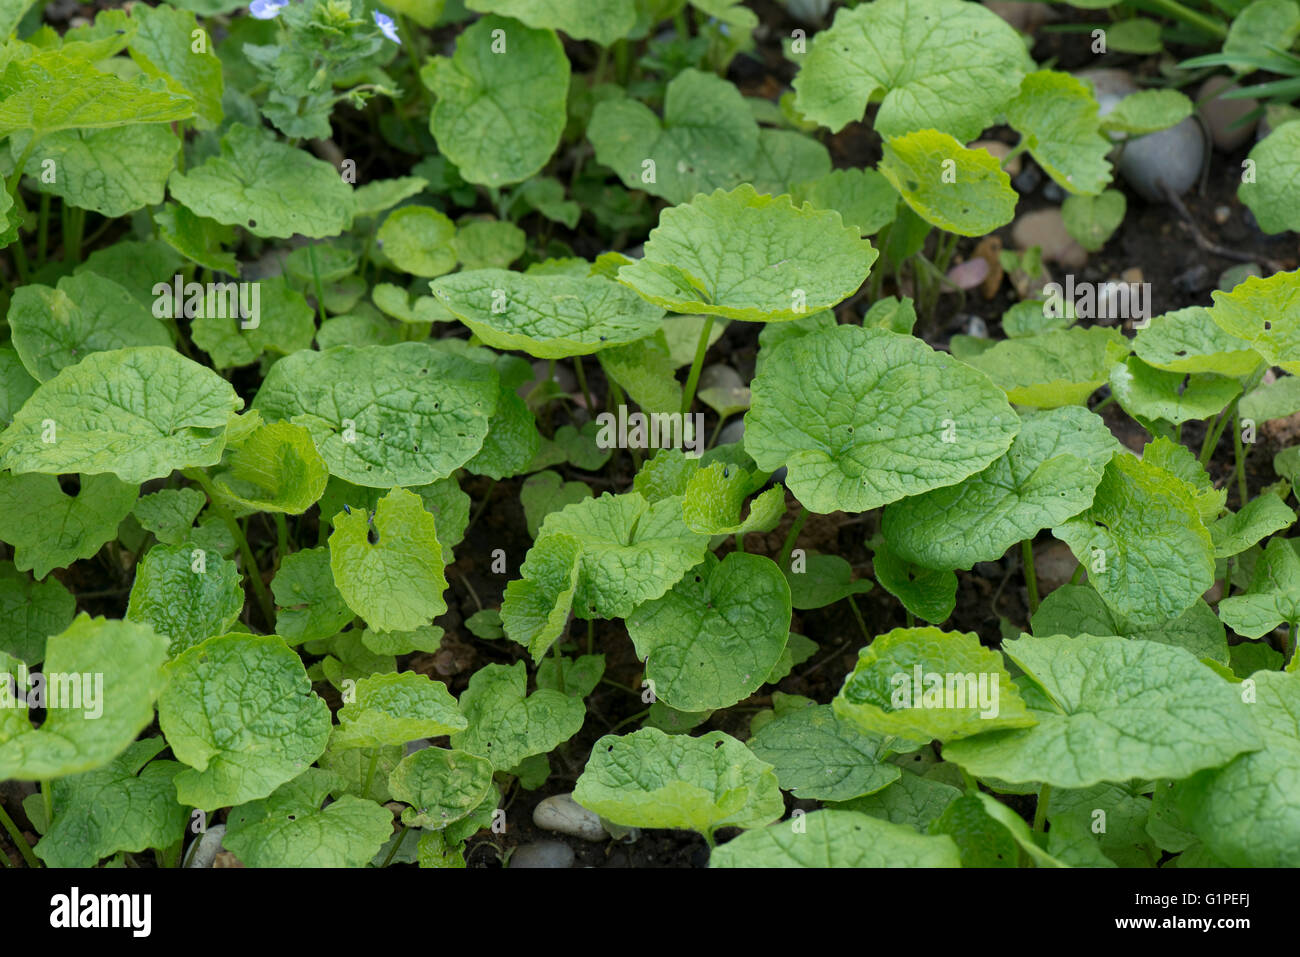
[533,793,607,842]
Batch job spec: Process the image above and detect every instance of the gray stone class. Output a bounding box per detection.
[533,793,607,842]
[508,840,575,869]
[1116,116,1206,202]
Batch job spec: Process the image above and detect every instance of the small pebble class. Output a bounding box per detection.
[1012,208,1087,268]
[965,315,989,338]
[1218,263,1263,292]
[1198,76,1258,152]
[969,139,1021,177]
[509,840,575,869]
[1042,182,1065,203]
[533,793,607,842]
[716,419,745,446]
[184,825,228,869]
[1173,263,1213,294]
[1116,116,1206,202]
[1214,206,1231,226]
[946,257,990,291]
[1011,165,1041,193]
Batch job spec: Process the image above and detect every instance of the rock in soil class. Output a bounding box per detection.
[1012,209,1087,268]
[1116,117,1206,202]
[184,824,228,869]
[509,840,575,869]
[1034,540,1080,593]
[533,793,607,842]
[1198,76,1259,152]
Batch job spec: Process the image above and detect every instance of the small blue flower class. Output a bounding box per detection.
[373,10,401,45]
[249,0,289,19]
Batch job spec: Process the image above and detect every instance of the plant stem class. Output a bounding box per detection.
[62,204,84,264]
[36,193,49,266]
[382,825,410,867]
[1069,563,1086,586]
[552,637,566,694]
[610,707,650,732]
[777,505,807,570]
[0,802,39,868]
[40,780,51,828]
[680,315,716,414]
[1022,539,1040,615]
[734,533,745,553]
[573,355,595,414]
[1090,394,1116,413]
[1139,0,1228,38]
[274,513,290,568]
[1199,402,1236,467]
[847,594,870,640]
[307,244,328,324]
[1233,409,1248,506]
[1033,783,1052,834]
[362,749,379,799]
[184,469,276,629]
[587,618,595,657]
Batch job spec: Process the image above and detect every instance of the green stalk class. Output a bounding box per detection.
[1033,783,1052,834]
[1233,409,1248,506]
[184,469,276,628]
[573,355,595,414]
[777,505,807,570]
[1022,539,1040,615]
[847,594,870,640]
[552,638,566,694]
[1137,0,1227,38]
[274,513,290,569]
[680,315,716,414]
[62,204,84,264]
[734,533,745,553]
[1199,403,1235,467]
[587,618,595,657]
[307,244,328,325]
[1069,563,1086,586]
[40,780,51,828]
[0,802,39,868]
[381,825,410,867]
[36,193,50,267]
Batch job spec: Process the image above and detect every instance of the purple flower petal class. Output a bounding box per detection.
[249,0,288,20]
[373,10,401,44]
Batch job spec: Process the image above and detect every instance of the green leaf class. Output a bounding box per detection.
[1242,373,1300,422]
[501,532,582,660]
[449,661,585,771]
[8,272,171,382]
[877,129,1017,236]
[1099,89,1193,136]
[588,69,759,204]
[0,48,194,137]
[627,552,791,711]
[1175,669,1300,866]
[127,2,223,129]
[574,727,783,835]
[1006,70,1111,195]
[1223,0,1300,72]
[160,633,331,811]
[0,473,136,579]
[531,492,709,619]
[425,15,569,186]
[792,167,897,236]
[331,671,466,750]
[791,0,1032,138]
[745,325,1019,513]
[0,346,243,484]
[871,540,957,624]
[389,747,494,829]
[34,738,187,868]
[223,768,392,867]
[1061,189,1126,252]
[0,347,36,429]
[962,326,1130,409]
[833,626,1034,742]
[712,807,959,867]
[211,421,327,515]
[1219,537,1300,638]
[536,653,605,698]
[272,546,355,644]
[126,543,243,657]
[1109,357,1241,426]
[929,793,1020,867]
[1133,306,1262,377]
[784,552,873,610]
[972,791,1069,867]
[329,487,448,634]
[1239,120,1300,234]
[14,123,180,217]
[0,561,74,665]
[362,624,445,656]
[1211,492,1295,558]
[681,462,784,536]
[431,269,664,358]
[133,487,206,546]
[318,744,401,803]
[596,332,683,415]
[1208,269,1300,373]
[453,219,525,271]
[883,406,1118,570]
[617,185,877,322]
[1052,453,1215,627]
[169,124,354,239]
[1143,436,1225,523]
[190,279,315,370]
[0,615,169,781]
[1032,584,1229,664]
[944,634,1256,788]
[747,704,901,801]
[154,202,238,274]
[751,129,832,197]
[521,470,592,538]
[467,0,633,43]
[833,770,961,832]
[251,342,498,488]
[376,205,456,278]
